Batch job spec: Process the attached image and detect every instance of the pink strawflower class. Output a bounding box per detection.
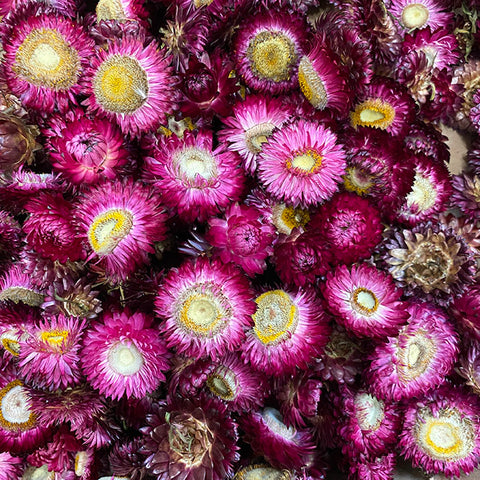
[403,120,450,165]
[0,361,50,454]
[257,120,346,208]
[74,179,167,282]
[155,257,255,360]
[18,315,87,391]
[298,37,352,117]
[275,371,322,428]
[240,407,316,470]
[451,284,480,341]
[397,154,452,226]
[81,310,170,400]
[309,192,383,265]
[143,129,245,223]
[387,0,454,32]
[206,202,275,276]
[179,50,239,119]
[109,439,150,480]
[242,287,330,375]
[2,11,94,113]
[83,34,175,137]
[350,76,415,138]
[0,264,44,307]
[23,192,84,263]
[367,301,459,401]
[348,452,396,480]
[218,94,292,174]
[141,395,239,480]
[44,114,130,185]
[28,385,105,429]
[0,452,23,480]
[451,173,480,219]
[234,10,307,94]
[273,229,332,288]
[324,263,409,339]
[400,386,480,478]
[338,386,402,457]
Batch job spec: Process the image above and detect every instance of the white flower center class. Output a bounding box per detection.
[96,0,127,21]
[0,381,33,429]
[206,366,238,401]
[351,287,379,316]
[401,4,430,29]
[22,465,55,480]
[354,392,384,431]
[244,122,275,154]
[235,465,290,480]
[108,341,144,376]
[174,147,217,182]
[398,329,437,382]
[416,407,476,461]
[262,407,296,440]
[406,172,437,212]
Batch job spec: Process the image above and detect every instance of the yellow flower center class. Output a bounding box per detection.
[247,31,297,83]
[178,289,227,337]
[253,290,298,345]
[40,330,69,352]
[193,0,214,6]
[415,408,476,462]
[244,122,275,154]
[401,3,430,29]
[343,167,374,195]
[96,0,127,21]
[88,208,134,255]
[350,98,395,130]
[1,332,20,356]
[206,367,237,401]
[286,149,323,174]
[93,54,148,114]
[0,379,37,432]
[13,28,80,90]
[405,172,437,212]
[298,56,328,109]
[351,287,379,316]
[272,204,310,235]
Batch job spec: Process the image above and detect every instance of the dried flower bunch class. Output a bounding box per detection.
[0,0,479,479]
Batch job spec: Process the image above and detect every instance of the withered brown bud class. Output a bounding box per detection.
[0,112,39,173]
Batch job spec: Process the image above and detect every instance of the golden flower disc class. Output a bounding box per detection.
[0,379,37,432]
[343,167,374,195]
[88,208,134,255]
[93,54,148,113]
[351,98,395,130]
[272,204,310,235]
[13,28,80,90]
[247,31,296,82]
[415,407,475,462]
[253,290,298,345]
[1,332,20,356]
[402,4,430,29]
[298,56,328,110]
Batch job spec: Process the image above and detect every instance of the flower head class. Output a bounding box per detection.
[257,120,346,208]
[74,179,167,281]
[324,263,409,339]
[367,301,459,401]
[81,310,170,400]
[451,173,480,220]
[2,11,94,113]
[83,34,175,136]
[242,287,330,375]
[206,203,275,276]
[155,257,255,360]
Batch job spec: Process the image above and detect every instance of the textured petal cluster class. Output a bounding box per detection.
[257,120,346,208]
[155,257,255,360]
[207,202,275,276]
[81,310,170,400]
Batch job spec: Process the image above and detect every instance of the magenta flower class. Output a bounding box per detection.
[81,310,170,400]
[155,257,255,361]
[206,203,275,276]
[257,120,346,208]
